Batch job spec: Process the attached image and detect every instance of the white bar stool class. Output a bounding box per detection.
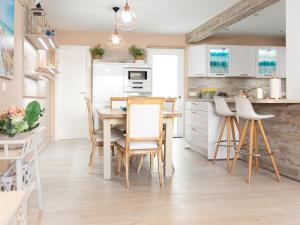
[212,96,241,171]
[230,96,281,184]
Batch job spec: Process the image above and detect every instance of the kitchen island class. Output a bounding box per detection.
[185,98,300,181]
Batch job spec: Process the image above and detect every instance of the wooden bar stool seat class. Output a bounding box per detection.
[212,96,241,171]
[229,96,281,184]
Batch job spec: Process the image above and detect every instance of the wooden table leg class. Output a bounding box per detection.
[103,119,112,180]
[165,118,174,177]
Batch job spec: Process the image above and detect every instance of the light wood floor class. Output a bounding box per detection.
[28,139,300,225]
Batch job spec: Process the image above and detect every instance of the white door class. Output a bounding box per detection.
[55,46,90,140]
[148,48,184,137]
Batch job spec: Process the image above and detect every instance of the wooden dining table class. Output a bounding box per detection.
[97,107,182,180]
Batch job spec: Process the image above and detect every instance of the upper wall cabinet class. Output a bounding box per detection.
[207,45,231,77]
[188,45,207,76]
[231,45,255,77]
[255,46,286,78]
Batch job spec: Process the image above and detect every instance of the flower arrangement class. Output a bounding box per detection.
[90,44,105,59]
[200,88,217,99]
[129,45,145,60]
[0,101,45,137]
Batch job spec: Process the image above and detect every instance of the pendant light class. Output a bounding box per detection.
[107,7,125,48]
[117,0,138,31]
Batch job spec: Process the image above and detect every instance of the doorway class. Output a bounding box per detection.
[148,48,184,137]
[55,45,90,140]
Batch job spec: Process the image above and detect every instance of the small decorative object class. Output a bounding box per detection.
[200,87,217,99]
[90,44,105,60]
[117,0,138,31]
[256,83,264,99]
[107,7,125,48]
[0,101,45,137]
[29,3,46,34]
[129,45,145,63]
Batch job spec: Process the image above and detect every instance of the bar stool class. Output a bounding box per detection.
[230,96,281,184]
[212,96,241,171]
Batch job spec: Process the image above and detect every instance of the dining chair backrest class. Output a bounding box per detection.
[234,96,257,119]
[164,97,177,112]
[214,96,234,116]
[126,97,164,142]
[84,97,95,138]
[110,97,128,109]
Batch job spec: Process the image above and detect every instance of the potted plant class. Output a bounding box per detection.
[129,45,145,63]
[90,44,105,60]
[0,101,45,138]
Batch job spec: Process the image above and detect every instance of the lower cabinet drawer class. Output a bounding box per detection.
[190,127,208,149]
[185,110,208,129]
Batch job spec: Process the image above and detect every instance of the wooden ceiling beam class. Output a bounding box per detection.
[185,0,280,44]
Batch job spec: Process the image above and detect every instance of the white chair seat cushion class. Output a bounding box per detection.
[117,137,158,150]
[95,129,122,143]
[241,114,275,120]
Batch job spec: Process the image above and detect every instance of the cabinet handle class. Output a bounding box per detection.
[192,111,197,114]
[240,74,248,77]
[215,73,225,76]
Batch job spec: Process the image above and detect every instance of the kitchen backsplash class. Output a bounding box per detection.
[188,77,286,98]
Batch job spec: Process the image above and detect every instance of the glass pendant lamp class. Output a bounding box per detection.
[117,0,138,31]
[107,7,125,48]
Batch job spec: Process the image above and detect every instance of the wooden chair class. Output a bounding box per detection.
[84,97,122,172]
[116,97,165,187]
[136,97,177,174]
[110,97,128,133]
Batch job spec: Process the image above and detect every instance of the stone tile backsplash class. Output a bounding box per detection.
[188,77,286,98]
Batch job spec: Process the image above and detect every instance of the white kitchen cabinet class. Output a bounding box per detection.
[231,45,256,77]
[277,47,286,78]
[188,45,207,76]
[185,101,237,160]
[207,45,231,77]
[255,46,283,78]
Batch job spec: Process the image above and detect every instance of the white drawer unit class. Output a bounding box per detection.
[185,101,237,160]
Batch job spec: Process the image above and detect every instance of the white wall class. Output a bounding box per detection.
[286,0,300,99]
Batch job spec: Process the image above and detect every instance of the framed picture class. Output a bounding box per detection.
[0,0,14,79]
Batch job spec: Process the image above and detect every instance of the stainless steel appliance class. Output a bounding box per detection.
[123,65,152,96]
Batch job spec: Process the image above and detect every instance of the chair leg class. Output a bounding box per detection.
[257,120,281,182]
[226,117,231,171]
[136,155,145,174]
[157,149,164,185]
[89,143,97,172]
[212,117,227,162]
[253,121,259,173]
[116,149,122,175]
[150,153,154,177]
[111,145,115,156]
[248,120,255,184]
[233,117,242,138]
[230,117,237,151]
[230,120,249,174]
[125,153,130,187]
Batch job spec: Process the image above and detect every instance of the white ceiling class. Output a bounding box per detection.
[217,0,286,37]
[41,0,238,34]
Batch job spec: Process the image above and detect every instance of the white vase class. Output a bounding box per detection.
[135,59,145,64]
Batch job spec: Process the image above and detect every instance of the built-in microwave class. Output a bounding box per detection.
[123,65,152,95]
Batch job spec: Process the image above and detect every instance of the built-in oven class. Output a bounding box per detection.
[123,65,152,96]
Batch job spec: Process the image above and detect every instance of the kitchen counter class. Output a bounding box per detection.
[185,99,300,182]
[187,98,300,104]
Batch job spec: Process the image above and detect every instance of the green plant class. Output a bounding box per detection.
[90,44,105,57]
[129,45,145,57]
[25,101,45,131]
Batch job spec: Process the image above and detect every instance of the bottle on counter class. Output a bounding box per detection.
[257,83,264,99]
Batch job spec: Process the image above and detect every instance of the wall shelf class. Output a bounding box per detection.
[25,72,55,81]
[25,34,59,50]
[37,67,59,75]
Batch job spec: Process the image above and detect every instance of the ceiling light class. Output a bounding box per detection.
[117,0,138,31]
[107,7,125,48]
[38,37,48,50]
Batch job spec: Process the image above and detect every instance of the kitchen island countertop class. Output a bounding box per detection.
[187,98,300,104]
